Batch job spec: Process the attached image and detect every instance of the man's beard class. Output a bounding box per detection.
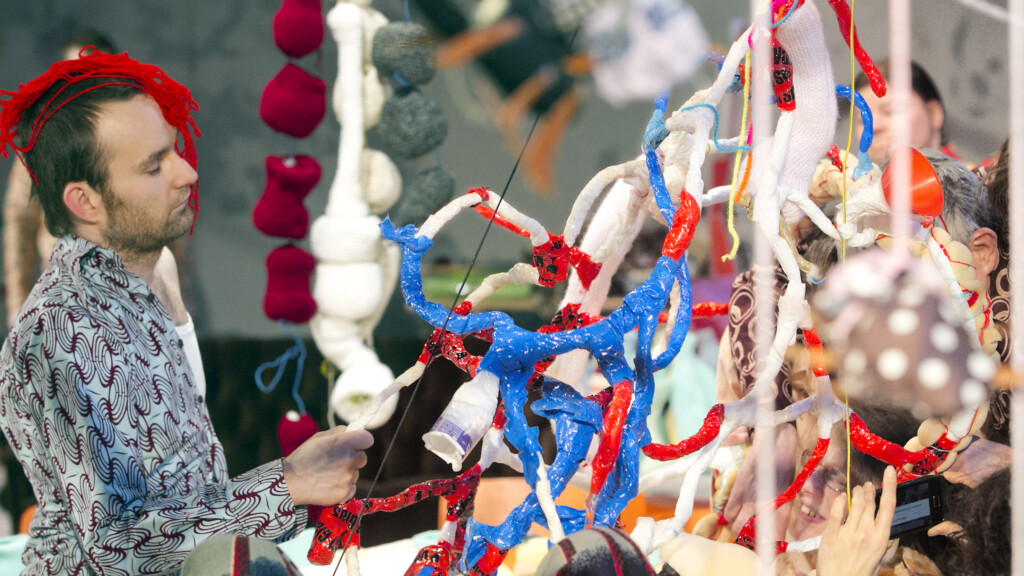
[102,189,192,257]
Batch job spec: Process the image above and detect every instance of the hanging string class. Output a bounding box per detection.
[723,51,753,262]
[253,321,308,415]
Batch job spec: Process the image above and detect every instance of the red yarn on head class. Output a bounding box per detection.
[0,49,202,231]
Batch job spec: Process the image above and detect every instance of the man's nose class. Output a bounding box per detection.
[174,154,198,188]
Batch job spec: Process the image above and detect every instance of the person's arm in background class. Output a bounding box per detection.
[3,161,42,324]
[815,466,897,576]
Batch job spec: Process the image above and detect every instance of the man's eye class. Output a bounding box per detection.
[148,166,161,175]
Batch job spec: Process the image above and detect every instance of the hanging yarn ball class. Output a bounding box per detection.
[394,165,456,226]
[264,245,318,323]
[275,411,326,522]
[260,63,327,139]
[272,0,325,59]
[362,66,387,129]
[371,22,437,86]
[375,89,448,159]
[253,155,322,239]
[277,410,318,457]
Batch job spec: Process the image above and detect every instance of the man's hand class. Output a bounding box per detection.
[282,426,374,507]
[816,466,897,576]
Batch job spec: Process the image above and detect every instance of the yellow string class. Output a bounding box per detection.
[724,52,753,262]
[843,0,858,511]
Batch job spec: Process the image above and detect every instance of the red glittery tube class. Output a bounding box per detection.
[308,465,483,565]
[642,403,725,461]
[693,302,729,317]
[468,544,509,575]
[847,413,951,478]
[827,0,887,97]
[661,192,701,260]
[588,380,633,517]
[474,204,531,238]
[801,327,829,377]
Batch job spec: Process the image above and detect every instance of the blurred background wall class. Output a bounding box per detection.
[0,0,1010,339]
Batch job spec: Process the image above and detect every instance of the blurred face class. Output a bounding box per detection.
[789,424,867,542]
[855,89,944,165]
[93,95,197,257]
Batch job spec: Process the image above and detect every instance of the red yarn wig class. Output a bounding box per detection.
[0,49,202,229]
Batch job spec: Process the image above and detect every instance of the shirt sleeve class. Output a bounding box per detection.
[19,323,307,575]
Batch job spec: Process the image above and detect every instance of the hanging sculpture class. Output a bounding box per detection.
[302,1,999,573]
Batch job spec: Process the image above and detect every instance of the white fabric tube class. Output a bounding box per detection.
[326,3,368,217]
[313,262,383,321]
[310,214,383,263]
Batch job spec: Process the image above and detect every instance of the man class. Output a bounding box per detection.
[0,51,373,575]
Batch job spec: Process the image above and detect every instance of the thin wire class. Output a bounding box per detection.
[331,28,573,572]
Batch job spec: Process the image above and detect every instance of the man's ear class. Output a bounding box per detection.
[969,227,999,278]
[62,181,104,225]
[926,100,945,135]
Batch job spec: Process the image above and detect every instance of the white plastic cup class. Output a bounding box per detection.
[423,371,500,471]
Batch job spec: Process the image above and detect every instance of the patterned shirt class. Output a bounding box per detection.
[0,236,306,575]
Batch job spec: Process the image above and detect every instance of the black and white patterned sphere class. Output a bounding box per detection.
[180,534,302,576]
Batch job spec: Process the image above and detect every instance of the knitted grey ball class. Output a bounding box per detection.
[376,91,448,159]
[395,165,456,225]
[372,22,436,85]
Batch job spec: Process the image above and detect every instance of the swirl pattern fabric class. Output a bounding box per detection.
[0,236,305,576]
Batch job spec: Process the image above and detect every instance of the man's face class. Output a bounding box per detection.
[93,94,197,256]
[856,89,943,165]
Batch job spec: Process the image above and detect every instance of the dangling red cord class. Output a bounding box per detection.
[827,0,887,97]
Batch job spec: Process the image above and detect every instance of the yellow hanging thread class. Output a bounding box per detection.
[843,0,858,510]
[724,51,754,262]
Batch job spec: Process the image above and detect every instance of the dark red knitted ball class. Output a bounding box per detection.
[259,63,326,138]
[253,155,321,239]
[264,245,317,323]
[272,0,325,58]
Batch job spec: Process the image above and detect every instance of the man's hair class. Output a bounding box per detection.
[984,139,1010,252]
[17,79,142,236]
[0,51,201,237]
[914,148,999,244]
[904,469,1010,576]
[854,60,948,146]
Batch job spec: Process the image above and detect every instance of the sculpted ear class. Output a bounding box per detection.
[62,181,104,225]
